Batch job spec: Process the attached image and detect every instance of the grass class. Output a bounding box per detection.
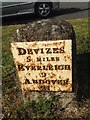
[68,18,90,54]
[2,18,90,119]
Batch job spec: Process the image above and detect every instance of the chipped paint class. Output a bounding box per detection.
[11,40,72,92]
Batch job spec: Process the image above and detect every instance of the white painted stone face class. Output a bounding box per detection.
[11,40,72,92]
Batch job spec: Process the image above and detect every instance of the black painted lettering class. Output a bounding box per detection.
[25,65,30,70]
[41,48,44,54]
[33,49,39,54]
[17,64,25,71]
[56,57,60,61]
[46,57,50,61]
[64,79,69,85]
[17,48,26,55]
[53,48,58,53]
[39,80,44,84]
[32,79,38,84]
[65,65,71,70]
[25,78,31,84]
[46,48,52,54]
[43,58,45,61]
[51,57,55,61]
[37,57,41,61]
[43,66,48,70]
[37,66,42,70]
[48,65,53,70]
[46,80,50,84]
[57,80,62,85]
[51,80,57,85]
[54,65,58,70]
[39,85,50,91]
[27,56,32,62]
[27,49,33,54]
[30,66,36,70]
[58,65,64,70]
[59,46,65,53]
[40,72,46,77]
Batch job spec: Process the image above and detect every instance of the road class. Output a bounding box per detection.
[2,2,90,25]
[55,2,89,19]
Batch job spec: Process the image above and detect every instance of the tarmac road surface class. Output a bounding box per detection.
[54,2,89,19]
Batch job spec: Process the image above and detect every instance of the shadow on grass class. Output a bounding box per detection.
[76,52,90,101]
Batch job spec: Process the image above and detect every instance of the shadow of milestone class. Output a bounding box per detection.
[76,52,90,101]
